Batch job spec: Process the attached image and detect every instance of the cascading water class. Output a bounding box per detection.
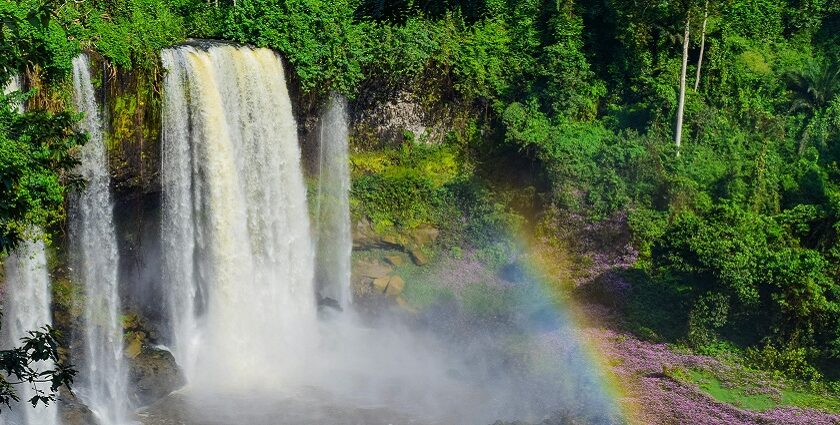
[160,44,318,390]
[314,94,353,309]
[70,54,130,424]
[1,239,60,425]
[145,42,621,425]
[0,77,59,425]
[4,75,23,112]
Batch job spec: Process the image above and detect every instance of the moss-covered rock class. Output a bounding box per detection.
[103,62,163,196]
[127,345,185,407]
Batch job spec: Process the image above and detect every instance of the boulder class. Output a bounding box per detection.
[410,225,439,246]
[125,333,143,359]
[373,276,391,293]
[352,218,404,250]
[384,255,404,266]
[357,260,393,279]
[385,276,405,297]
[127,345,185,407]
[409,248,429,266]
[59,389,98,425]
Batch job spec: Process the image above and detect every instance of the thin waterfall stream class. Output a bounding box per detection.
[314,94,353,309]
[0,76,60,425]
[70,54,130,425]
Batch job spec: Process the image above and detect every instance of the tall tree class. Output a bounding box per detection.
[675,13,690,151]
[694,0,709,91]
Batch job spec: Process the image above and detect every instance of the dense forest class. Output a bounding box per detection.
[1,0,839,416]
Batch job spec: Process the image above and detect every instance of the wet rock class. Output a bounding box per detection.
[128,346,185,407]
[59,389,98,425]
[317,295,343,312]
[125,333,143,359]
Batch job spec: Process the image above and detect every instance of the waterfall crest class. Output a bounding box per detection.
[160,44,317,391]
[314,94,353,309]
[70,54,130,424]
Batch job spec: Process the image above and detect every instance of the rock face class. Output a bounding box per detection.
[349,83,472,147]
[127,346,185,407]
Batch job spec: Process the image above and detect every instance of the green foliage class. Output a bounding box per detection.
[224,0,367,94]
[0,89,84,253]
[353,168,448,229]
[746,343,824,382]
[2,0,839,392]
[651,204,839,355]
[0,1,79,81]
[351,143,460,230]
[0,326,77,409]
[68,0,186,68]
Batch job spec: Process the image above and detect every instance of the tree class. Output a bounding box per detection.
[786,59,840,151]
[787,59,840,113]
[693,0,709,92]
[675,13,690,151]
[0,327,77,409]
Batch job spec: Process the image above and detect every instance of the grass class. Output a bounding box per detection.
[683,368,777,411]
[675,368,840,414]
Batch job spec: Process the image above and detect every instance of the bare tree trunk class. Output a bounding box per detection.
[694,0,709,92]
[675,14,690,152]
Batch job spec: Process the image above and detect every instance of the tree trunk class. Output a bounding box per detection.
[675,14,690,152]
[694,0,709,92]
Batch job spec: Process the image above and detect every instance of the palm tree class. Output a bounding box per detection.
[786,59,840,152]
[787,59,840,113]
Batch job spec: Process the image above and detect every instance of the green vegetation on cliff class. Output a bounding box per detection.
[2,0,840,399]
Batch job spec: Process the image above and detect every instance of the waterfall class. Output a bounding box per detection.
[160,44,318,391]
[4,75,23,112]
[1,240,59,425]
[70,54,130,424]
[314,94,353,309]
[0,77,59,425]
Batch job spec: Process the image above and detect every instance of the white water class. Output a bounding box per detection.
[0,76,59,425]
[2,238,59,425]
[4,75,23,112]
[1,239,59,425]
[314,94,353,308]
[151,43,622,425]
[160,44,318,390]
[70,54,130,424]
